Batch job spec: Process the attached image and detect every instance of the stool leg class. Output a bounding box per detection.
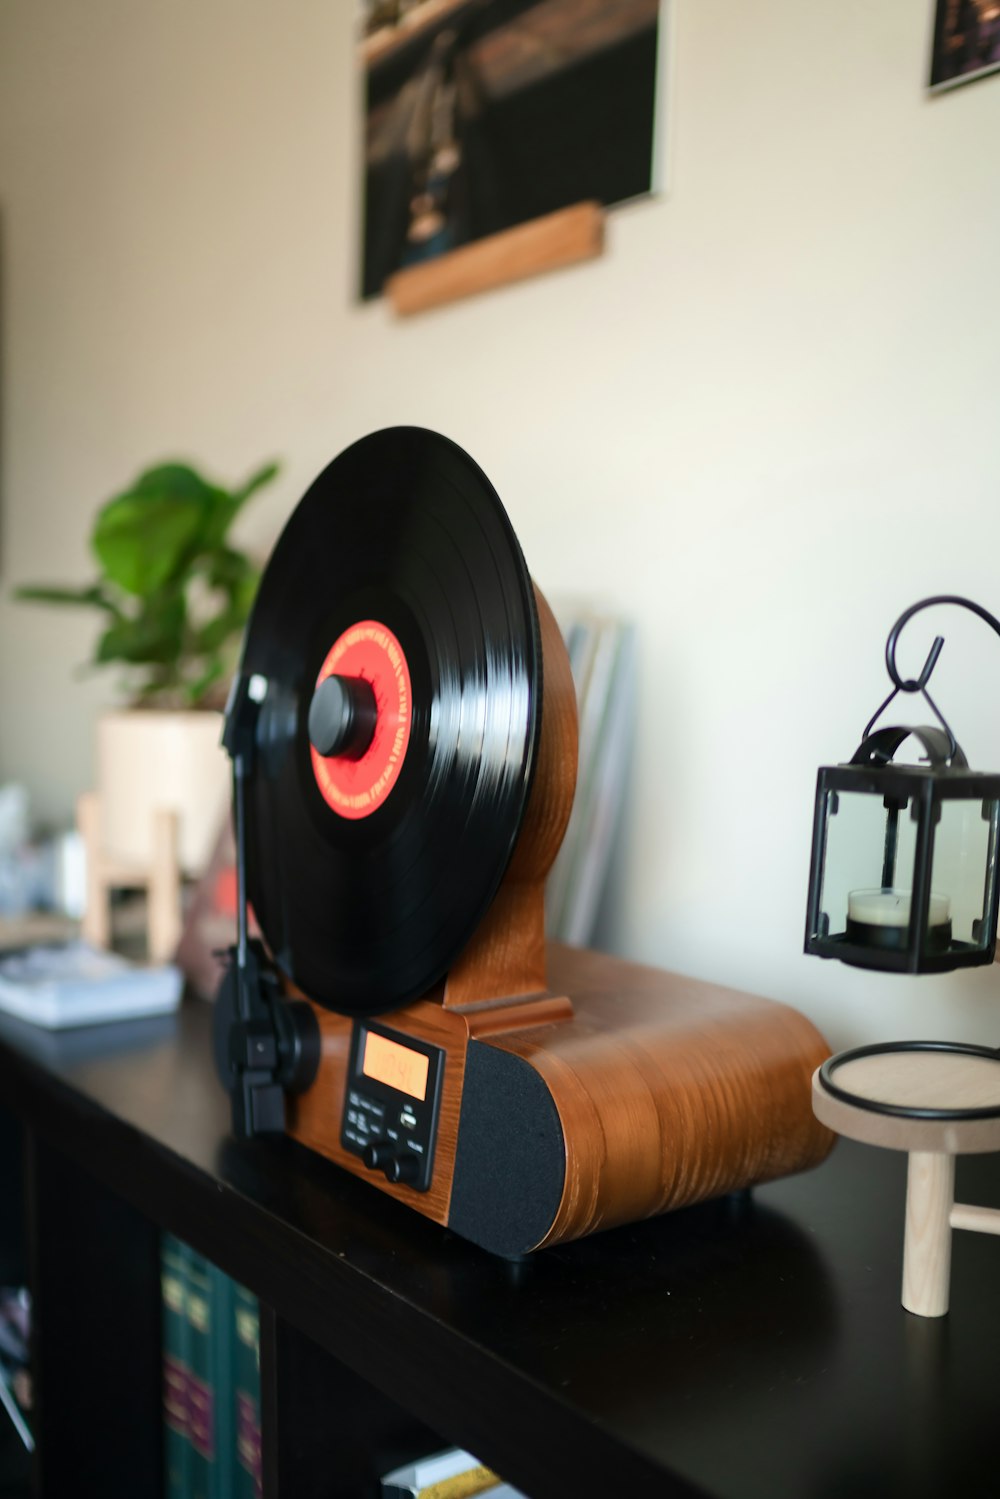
[148,808,181,965]
[77,791,111,950]
[902,1151,954,1317]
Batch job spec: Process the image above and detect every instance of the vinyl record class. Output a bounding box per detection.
[240,426,542,1016]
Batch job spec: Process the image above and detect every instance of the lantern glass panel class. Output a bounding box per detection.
[818,788,918,941]
[930,797,1000,952]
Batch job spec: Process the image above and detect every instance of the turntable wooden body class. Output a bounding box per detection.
[225,427,832,1257]
[289,942,833,1256]
[285,589,832,1254]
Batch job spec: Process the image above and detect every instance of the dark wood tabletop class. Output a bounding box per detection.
[1,996,997,1499]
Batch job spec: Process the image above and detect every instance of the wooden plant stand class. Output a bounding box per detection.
[813,1043,1000,1316]
[76,791,182,964]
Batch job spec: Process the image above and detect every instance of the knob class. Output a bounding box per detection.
[362,1140,396,1171]
[308,675,377,760]
[384,1152,420,1186]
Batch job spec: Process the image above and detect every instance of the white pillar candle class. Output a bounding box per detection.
[847,888,951,928]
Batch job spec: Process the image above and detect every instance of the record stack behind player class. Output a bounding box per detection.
[214,427,832,1257]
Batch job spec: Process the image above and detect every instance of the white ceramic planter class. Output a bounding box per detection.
[96,710,230,876]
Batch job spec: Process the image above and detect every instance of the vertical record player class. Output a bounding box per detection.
[215,428,832,1257]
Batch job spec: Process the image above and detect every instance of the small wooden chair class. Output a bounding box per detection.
[813,1042,1000,1316]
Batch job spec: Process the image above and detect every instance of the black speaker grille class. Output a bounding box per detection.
[449,1040,565,1257]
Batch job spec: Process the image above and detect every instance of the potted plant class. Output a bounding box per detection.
[16,457,278,877]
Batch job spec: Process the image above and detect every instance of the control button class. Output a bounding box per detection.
[348,1091,360,1106]
[362,1140,396,1171]
[400,1109,417,1130]
[385,1152,420,1186]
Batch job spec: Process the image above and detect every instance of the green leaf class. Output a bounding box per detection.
[192,496,238,553]
[198,461,278,551]
[194,593,254,654]
[91,463,234,596]
[232,460,279,509]
[203,546,254,590]
[94,594,186,666]
[194,616,233,655]
[22,455,272,705]
[93,493,205,596]
[200,548,257,599]
[128,463,223,508]
[14,583,120,614]
[232,569,259,615]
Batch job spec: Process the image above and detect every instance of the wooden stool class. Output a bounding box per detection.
[77,791,182,965]
[814,1043,1000,1317]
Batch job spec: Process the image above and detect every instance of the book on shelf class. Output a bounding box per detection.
[160,1234,261,1499]
[161,1236,191,1499]
[233,1282,262,1498]
[0,940,181,1028]
[381,1446,527,1498]
[187,1254,211,1499]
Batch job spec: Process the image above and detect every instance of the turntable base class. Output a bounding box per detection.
[289,942,833,1256]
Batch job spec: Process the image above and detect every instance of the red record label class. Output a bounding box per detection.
[310,621,412,819]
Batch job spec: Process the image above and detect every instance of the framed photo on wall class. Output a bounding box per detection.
[929,0,1000,92]
[359,0,663,303]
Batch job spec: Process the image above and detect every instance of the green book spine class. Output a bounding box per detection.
[160,1234,190,1499]
[233,1284,262,1499]
[186,1252,214,1499]
[209,1263,235,1499]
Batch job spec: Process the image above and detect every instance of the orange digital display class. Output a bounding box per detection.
[362,1031,428,1101]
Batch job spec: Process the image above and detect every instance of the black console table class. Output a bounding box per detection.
[0,997,997,1499]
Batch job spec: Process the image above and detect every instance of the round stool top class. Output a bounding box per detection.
[813,1042,1000,1154]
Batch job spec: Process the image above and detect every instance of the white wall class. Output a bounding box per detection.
[2,0,1000,1049]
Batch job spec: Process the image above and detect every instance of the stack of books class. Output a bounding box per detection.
[160,1236,261,1498]
[0,941,181,1029]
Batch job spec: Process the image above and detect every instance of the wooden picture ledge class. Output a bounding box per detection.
[386,200,605,317]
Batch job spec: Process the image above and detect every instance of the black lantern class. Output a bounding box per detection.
[805,595,1000,975]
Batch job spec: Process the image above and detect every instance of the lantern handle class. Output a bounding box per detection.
[865,594,1000,762]
[886,594,1000,690]
[850,723,968,771]
[861,679,959,759]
